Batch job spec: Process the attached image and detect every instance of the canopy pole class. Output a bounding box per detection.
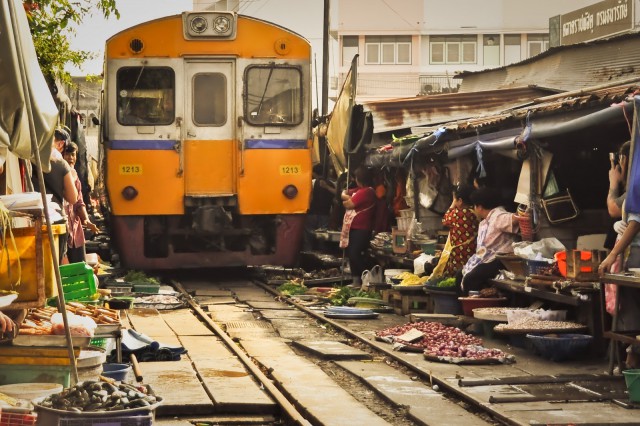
[7,0,78,384]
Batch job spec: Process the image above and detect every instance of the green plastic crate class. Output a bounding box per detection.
[59,262,97,301]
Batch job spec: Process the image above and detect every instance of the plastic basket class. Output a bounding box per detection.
[89,337,107,349]
[622,369,640,403]
[57,414,152,426]
[526,333,593,362]
[524,259,555,276]
[59,262,97,301]
[0,224,65,305]
[0,410,37,426]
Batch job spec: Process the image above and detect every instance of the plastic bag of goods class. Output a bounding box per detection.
[51,312,97,337]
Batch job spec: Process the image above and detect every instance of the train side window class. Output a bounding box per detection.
[193,73,227,126]
[116,67,175,126]
[244,65,302,126]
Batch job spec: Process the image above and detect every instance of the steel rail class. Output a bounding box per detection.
[172,281,312,426]
[253,280,520,426]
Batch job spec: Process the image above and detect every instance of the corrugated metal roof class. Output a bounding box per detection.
[412,80,640,140]
[363,86,550,134]
[365,81,640,169]
[458,32,640,93]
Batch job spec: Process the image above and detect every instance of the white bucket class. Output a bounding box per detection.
[0,383,63,401]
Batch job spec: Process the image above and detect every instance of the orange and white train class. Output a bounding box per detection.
[100,11,312,269]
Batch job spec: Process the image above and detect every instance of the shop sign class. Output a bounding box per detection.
[559,0,633,45]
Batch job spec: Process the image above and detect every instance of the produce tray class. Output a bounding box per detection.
[347,297,393,313]
[493,324,587,335]
[324,312,379,319]
[95,324,121,334]
[268,276,349,287]
[423,353,513,365]
[33,396,163,418]
[305,276,350,286]
[391,284,426,293]
[324,306,379,319]
[13,335,92,347]
[472,307,532,322]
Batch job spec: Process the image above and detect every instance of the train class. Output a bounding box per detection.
[99,11,313,269]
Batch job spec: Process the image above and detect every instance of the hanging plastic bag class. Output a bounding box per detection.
[51,312,97,337]
[414,253,434,275]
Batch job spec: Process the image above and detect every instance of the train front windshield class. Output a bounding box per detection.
[245,65,303,126]
[117,67,175,126]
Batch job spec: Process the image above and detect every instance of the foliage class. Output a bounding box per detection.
[124,270,159,285]
[22,0,120,83]
[329,286,374,306]
[436,277,457,288]
[277,279,308,297]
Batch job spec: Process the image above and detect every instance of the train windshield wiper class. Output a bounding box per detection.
[255,64,275,117]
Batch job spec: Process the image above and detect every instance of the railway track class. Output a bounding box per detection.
[142,273,636,426]
[141,274,498,426]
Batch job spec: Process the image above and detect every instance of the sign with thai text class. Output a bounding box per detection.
[560,0,633,45]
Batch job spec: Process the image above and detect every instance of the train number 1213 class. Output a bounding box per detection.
[119,164,143,175]
[279,165,301,175]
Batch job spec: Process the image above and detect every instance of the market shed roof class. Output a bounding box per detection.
[365,80,640,168]
[363,86,551,134]
[457,32,640,93]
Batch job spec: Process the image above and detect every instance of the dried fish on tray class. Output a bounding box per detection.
[472,307,533,322]
[133,294,185,310]
[424,349,515,365]
[494,319,587,334]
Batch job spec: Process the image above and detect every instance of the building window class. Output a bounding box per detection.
[483,34,500,66]
[504,34,521,65]
[527,34,549,58]
[365,36,411,65]
[431,35,476,64]
[430,41,445,64]
[397,42,411,64]
[342,36,359,66]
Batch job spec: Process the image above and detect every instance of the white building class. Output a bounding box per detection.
[332,0,604,101]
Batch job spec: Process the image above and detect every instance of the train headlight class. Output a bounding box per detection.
[122,186,139,200]
[282,184,298,199]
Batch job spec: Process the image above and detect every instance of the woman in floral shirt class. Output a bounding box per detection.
[441,184,478,277]
[460,187,520,294]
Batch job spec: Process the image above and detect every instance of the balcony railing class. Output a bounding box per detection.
[331,74,462,99]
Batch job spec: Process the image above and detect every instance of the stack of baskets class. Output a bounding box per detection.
[517,205,534,241]
[397,208,413,231]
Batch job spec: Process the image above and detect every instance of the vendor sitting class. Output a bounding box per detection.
[458,187,520,295]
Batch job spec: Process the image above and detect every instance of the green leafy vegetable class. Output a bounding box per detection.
[277,279,308,296]
[329,286,374,306]
[437,277,457,288]
[124,270,160,285]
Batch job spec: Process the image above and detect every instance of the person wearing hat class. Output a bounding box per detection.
[32,128,78,263]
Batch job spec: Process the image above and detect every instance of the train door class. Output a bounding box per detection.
[183,60,235,196]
